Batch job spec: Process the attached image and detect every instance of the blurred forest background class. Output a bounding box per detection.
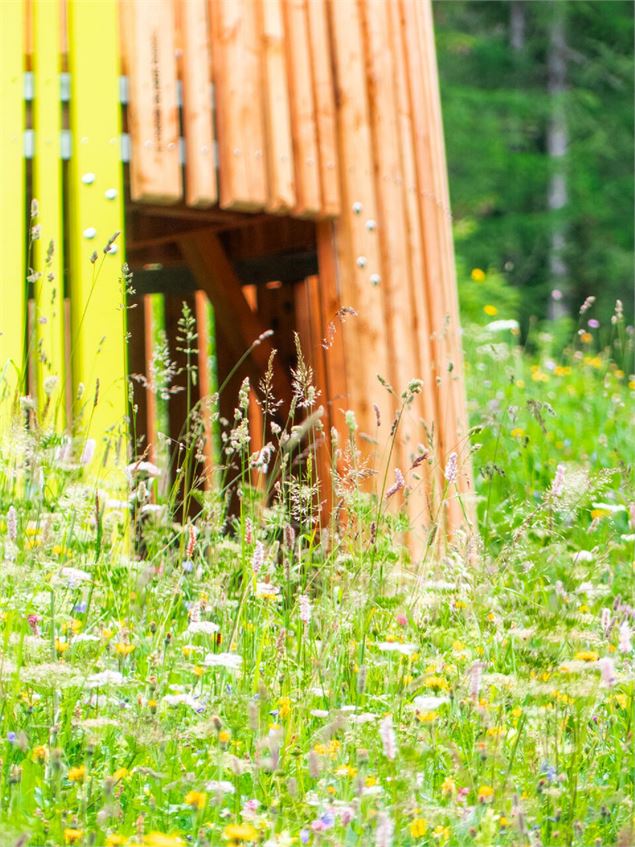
[433,0,634,332]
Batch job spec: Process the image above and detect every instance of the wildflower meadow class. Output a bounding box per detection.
[0,294,633,847]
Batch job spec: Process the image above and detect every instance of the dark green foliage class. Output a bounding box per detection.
[434,0,634,324]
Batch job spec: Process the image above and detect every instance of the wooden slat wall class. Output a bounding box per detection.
[179,0,217,208]
[259,0,296,213]
[0,0,26,415]
[32,0,66,428]
[124,0,181,204]
[306,0,340,217]
[210,0,268,211]
[327,0,394,474]
[283,0,322,217]
[362,0,431,535]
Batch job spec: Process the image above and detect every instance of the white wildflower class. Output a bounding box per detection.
[86,670,125,688]
[187,621,220,636]
[375,641,418,656]
[203,652,242,670]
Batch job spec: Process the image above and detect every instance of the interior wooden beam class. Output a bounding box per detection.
[176,230,292,407]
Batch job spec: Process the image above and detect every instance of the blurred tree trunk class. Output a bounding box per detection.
[510,0,526,51]
[547,1,569,319]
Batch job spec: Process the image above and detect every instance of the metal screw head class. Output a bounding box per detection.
[356,255,367,269]
[352,201,363,215]
[370,273,381,286]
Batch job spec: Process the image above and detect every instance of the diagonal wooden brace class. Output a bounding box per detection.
[176,230,291,407]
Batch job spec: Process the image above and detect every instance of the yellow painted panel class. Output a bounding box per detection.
[0,0,26,422]
[67,0,127,471]
[33,0,66,429]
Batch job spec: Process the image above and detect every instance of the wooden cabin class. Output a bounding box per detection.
[0,0,473,539]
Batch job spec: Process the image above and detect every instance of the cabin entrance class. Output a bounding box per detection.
[125,207,343,512]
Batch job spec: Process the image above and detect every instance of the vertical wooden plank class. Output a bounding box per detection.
[327,0,393,476]
[316,221,348,433]
[389,0,442,520]
[67,0,127,467]
[306,0,340,217]
[297,274,333,516]
[416,0,474,529]
[362,0,432,532]
[32,0,66,429]
[0,0,26,417]
[399,0,472,532]
[179,0,217,208]
[258,0,296,213]
[283,0,322,216]
[124,0,182,203]
[398,0,453,454]
[209,0,268,211]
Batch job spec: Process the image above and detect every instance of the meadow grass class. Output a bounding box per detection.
[0,307,633,847]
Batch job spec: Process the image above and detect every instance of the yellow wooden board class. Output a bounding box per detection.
[32,0,66,429]
[67,0,127,471]
[0,0,26,421]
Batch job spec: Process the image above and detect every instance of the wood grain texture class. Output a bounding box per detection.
[179,0,217,208]
[124,0,182,204]
[210,0,268,210]
[283,0,322,216]
[306,0,340,216]
[258,0,296,213]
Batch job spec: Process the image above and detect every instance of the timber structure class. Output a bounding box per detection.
[1,0,473,539]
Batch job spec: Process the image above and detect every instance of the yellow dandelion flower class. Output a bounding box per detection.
[409,818,428,838]
[106,836,128,847]
[441,776,456,796]
[222,823,259,842]
[471,268,486,282]
[68,765,86,782]
[365,775,378,787]
[510,427,525,438]
[112,767,129,782]
[142,834,185,847]
[114,643,135,656]
[184,790,207,810]
[416,711,438,724]
[433,826,450,842]
[32,745,48,763]
[64,829,84,845]
[478,784,494,802]
[499,816,510,828]
[278,697,292,719]
[425,675,450,692]
[55,638,69,655]
[483,304,498,316]
[574,650,599,662]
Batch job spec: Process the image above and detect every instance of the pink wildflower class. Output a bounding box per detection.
[252,541,265,575]
[598,657,617,687]
[386,468,405,499]
[379,715,397,760]
[551,463,565,497]
[444,452,458,484]
[619,620,633,653]
[298,594,311,625]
